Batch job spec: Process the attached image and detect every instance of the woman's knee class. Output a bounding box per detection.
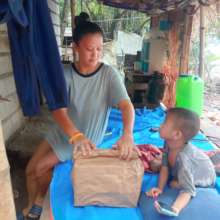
[25,140,52,177]
[35,163,47,178]
[25,162,45,179]
[35,151,59,178]
[25,159,36,177]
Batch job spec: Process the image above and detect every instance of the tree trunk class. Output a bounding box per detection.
[60,0,70,46]
[110,10,128,39]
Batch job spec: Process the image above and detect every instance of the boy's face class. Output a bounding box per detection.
[159,115,182,142]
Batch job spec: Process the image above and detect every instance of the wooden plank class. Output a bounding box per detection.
[0,24,7,33]
[0,54,13,76]
[0,75,16,98]
[0,93,20,122]
[0,121,16,220]
[48,0,60,15]
[2,109,23,142]
[50,12,60,27]
[54,26,61,38]
[0,35,10,54]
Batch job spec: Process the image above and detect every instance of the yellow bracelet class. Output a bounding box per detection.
[69,132,84,144]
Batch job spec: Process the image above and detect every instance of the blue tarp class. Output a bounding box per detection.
[50,107,220,220]
[139,187,220,220]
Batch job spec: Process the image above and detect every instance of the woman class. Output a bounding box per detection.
[19,13,135,220]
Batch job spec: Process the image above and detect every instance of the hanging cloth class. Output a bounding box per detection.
[0,0,68,116]
[0,0,28,26]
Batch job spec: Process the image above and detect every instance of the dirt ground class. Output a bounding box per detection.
[6,87,220,214]
[203,88,220,127]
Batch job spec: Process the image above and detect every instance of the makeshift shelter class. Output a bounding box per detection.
[0,1,220,220]
[98,0,218,107]
[48,1,220,220]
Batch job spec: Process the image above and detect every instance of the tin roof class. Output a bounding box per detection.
[98,0,217,15]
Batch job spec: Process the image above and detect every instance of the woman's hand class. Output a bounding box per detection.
[71,133,96,156]
[115,133,135,160]
[146,187,162,197]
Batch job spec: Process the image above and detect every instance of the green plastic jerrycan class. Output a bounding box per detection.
[176,74,204,116]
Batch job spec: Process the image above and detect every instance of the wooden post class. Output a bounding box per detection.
[179,9,193,74]
[70,0,76,62]
[70,0,76,34]
[199,5,205,78]
[160,11,181,108]
[0,121,16,220]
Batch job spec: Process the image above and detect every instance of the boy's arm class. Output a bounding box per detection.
[170,158,194,214]
[158,165,169,192]
[147,147,169,196]
[171,192,191,214]
[146,165,169,197]
[158,146,169,191]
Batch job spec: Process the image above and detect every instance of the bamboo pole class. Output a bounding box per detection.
[199,5,205,78]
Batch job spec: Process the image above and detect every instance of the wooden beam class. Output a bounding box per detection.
[199,5,205,78]
[179,9,193,74]
[161,11,182,108]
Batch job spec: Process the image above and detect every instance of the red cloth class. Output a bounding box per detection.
[137,144,162,173]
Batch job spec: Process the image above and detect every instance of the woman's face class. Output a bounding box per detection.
[74,33,103,68]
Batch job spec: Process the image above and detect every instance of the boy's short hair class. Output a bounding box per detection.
[167,107,200,142]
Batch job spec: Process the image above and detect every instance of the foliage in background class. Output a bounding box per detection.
[59,0,149,41]
[189,5,220,83]
[59,1,220,83]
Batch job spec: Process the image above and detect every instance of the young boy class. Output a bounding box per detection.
[146,108,216,216]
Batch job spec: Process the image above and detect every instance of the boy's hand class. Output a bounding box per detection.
[170,180,180,189]
[146,188,162,197]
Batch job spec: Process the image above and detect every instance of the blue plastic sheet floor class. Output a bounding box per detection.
[50,107,220,220]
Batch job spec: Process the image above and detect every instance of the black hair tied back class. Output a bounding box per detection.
[73,12,104,44]
[74,12,90,27]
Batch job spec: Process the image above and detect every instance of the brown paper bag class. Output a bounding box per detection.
[72,149,144,207]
